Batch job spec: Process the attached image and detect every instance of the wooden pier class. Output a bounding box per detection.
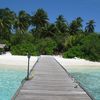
[12,56,92,100]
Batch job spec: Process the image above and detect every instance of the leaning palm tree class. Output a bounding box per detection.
[85,20,95,33]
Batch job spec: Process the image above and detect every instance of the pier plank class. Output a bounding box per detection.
[13,56,92,100]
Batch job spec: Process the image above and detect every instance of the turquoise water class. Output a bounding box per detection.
[69,67,100,100]
[0,68,26,100]
[0,66,100,100]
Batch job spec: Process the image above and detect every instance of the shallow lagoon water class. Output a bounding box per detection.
[0,67,26,100]
[0,64,100,100]
[68,66,100,100]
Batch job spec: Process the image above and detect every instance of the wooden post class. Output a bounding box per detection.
[27,53,31,80]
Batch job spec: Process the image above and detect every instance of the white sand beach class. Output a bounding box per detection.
[54,56,100,70]
[0,53,38,70]
[0,53,100,71]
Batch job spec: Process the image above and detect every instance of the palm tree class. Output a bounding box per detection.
[85,20,95,33]
[0,8,16,40]
[56,15,66,23]
[14,10,31,33]
[0,19,4,32]
[55,15,68,33]
[31,8,49,30]
[33,24,58,38]
[43,24,58,38]
[69,17,83,35]
[76,17,83,29]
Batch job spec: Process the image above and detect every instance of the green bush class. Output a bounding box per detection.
[64,34,85,50]
[63,46,84,58]
[0,48,3,54]
[11,38,58,56]
[11,43,39,56]
[81,34,100,61]
[63,33,100,61]
[36,38,57,55]
[11,33,34,45]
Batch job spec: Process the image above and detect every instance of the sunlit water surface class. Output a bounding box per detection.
[0,67,26,100]
[1,65,100,100]
[68,66,100,100]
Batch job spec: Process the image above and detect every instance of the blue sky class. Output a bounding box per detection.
[0,0,100,32]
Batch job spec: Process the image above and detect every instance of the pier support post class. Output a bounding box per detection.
[27,53,31,80]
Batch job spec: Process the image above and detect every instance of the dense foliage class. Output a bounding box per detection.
[0,8,100,61]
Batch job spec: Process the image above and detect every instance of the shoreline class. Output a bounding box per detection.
[0,55,38,70]
[0,54,100,71]
[54,56,100,69]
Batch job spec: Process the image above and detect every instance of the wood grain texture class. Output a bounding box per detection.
[14,56,92,100]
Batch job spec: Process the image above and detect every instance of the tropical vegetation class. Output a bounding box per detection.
[0,8,100,61]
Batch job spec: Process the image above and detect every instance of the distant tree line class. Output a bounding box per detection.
[0,8,100,61]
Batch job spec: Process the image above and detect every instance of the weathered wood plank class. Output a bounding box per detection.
[13,56,92,100]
